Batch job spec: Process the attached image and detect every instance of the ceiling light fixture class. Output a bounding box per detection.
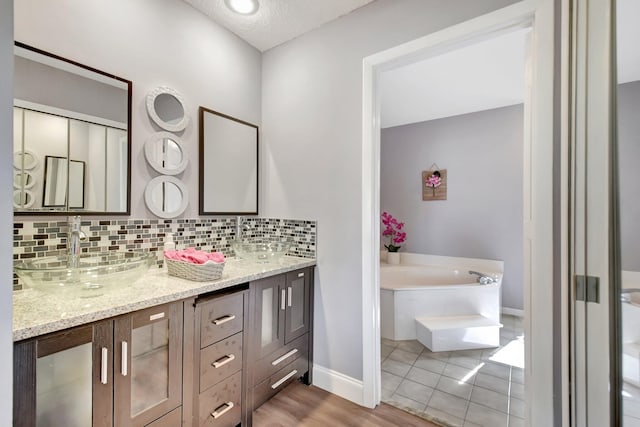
[224,0,259,15]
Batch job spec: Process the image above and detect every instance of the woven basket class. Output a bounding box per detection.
[165,258,225,282]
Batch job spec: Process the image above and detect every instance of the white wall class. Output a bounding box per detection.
[0,0,14,423]
[381,105,524,310]
[261,0,519,382]
[14,0,262,218]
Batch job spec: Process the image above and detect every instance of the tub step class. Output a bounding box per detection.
[415,315,502,352]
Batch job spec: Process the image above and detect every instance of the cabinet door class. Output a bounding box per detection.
[114,301,183,427]
[250,274,285,359]
[13,321,113,427]
[284,269,310,344]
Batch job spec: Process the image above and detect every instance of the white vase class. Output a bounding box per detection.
[387,251,400,265]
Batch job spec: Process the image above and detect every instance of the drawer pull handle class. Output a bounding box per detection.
[272,348,299,366]
[298,272,304,277]
[100,347,108,385]
[212,314,236,325]
[149,312,165,321]
[211,401,234,419]
[271,369,298,390]
[121,341,128,376]
[212,354,236,368]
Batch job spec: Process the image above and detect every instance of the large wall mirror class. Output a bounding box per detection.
[199,107,258,215]
[13,42,132,215]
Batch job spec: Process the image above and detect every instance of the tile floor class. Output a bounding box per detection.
[381,315,524,427]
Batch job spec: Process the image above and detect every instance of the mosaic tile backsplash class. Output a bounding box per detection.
[13,217,316,290]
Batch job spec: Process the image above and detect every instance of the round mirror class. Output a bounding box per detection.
[144,176,188,219]
[144,132,189,175]
[146,87,189,132]
[13,189,35,209]
[13,170,35,189]
[13,150,39,170]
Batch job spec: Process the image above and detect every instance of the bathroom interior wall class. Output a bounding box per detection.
[261,0,519,382]
[380,105,524,310]
[1,0,13,422]
[14,0,261,218]
[618,80,640,271]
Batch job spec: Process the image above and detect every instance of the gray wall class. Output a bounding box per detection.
[381,105,524,310]
[261,0,519,381]
[618,80,640,271]
[1,0,13,423]
[14,0,262,218]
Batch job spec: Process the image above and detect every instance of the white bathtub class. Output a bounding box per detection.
[380,253,504,342]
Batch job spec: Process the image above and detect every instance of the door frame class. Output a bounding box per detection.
[360,0,562,424]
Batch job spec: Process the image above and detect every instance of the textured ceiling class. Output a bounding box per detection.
[183,0,375,52]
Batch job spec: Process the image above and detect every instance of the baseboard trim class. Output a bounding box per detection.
[312,364,364,406]
[501,307,524,317]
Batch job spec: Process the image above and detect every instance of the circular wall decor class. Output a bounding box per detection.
[13,150,39,170]
[146,86,190,132]
[144,132,189,175]
[13,189,35,209]
[144,175,188,219]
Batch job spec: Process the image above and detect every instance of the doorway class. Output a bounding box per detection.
[361,1,558,425]
[377,27,528,426]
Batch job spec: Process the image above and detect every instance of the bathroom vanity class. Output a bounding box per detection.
[12,257,315,427]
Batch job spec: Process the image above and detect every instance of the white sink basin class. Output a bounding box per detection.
[14,251,155,297]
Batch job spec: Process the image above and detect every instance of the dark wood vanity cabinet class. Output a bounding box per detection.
[13,266,314,427]
[247,267,314,414]
[192,289,248,427]
[13,300,186,427]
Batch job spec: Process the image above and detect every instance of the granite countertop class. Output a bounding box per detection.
[13,256,316,341]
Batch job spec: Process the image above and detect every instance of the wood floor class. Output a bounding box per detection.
[253,381,441,427]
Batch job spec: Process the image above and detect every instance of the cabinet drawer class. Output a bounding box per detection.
[252,356,309,410]
[200,332,243,393]
[200,293,244,348]
[145,407,181,427]
[253,333,308,385]
[198,371,242,427]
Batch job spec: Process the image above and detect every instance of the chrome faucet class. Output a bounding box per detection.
[235,216,251,242]
[68,216,86,268]
[469,270,498,285]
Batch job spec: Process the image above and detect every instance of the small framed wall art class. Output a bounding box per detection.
[422,168,447,201]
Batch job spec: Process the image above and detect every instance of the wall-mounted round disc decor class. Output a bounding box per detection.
[144,132,189,175]
[13,189,35,209]
[146,86,190,132]
[144,175,188,219]
[13,150,39,170]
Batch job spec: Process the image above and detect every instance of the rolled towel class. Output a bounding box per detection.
[164,248,225,264]
[208,252,225,263]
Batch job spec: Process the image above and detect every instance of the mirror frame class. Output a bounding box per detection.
[13,41,132,216]
[144,175,189,219]
[198,107,259,216]
[144,131,189,175]
[146,86,189,133]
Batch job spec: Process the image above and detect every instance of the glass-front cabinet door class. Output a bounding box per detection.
[13,321,113,427]
[113,301,183,426]
[284,269,310,344]
[251,274,285,359]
